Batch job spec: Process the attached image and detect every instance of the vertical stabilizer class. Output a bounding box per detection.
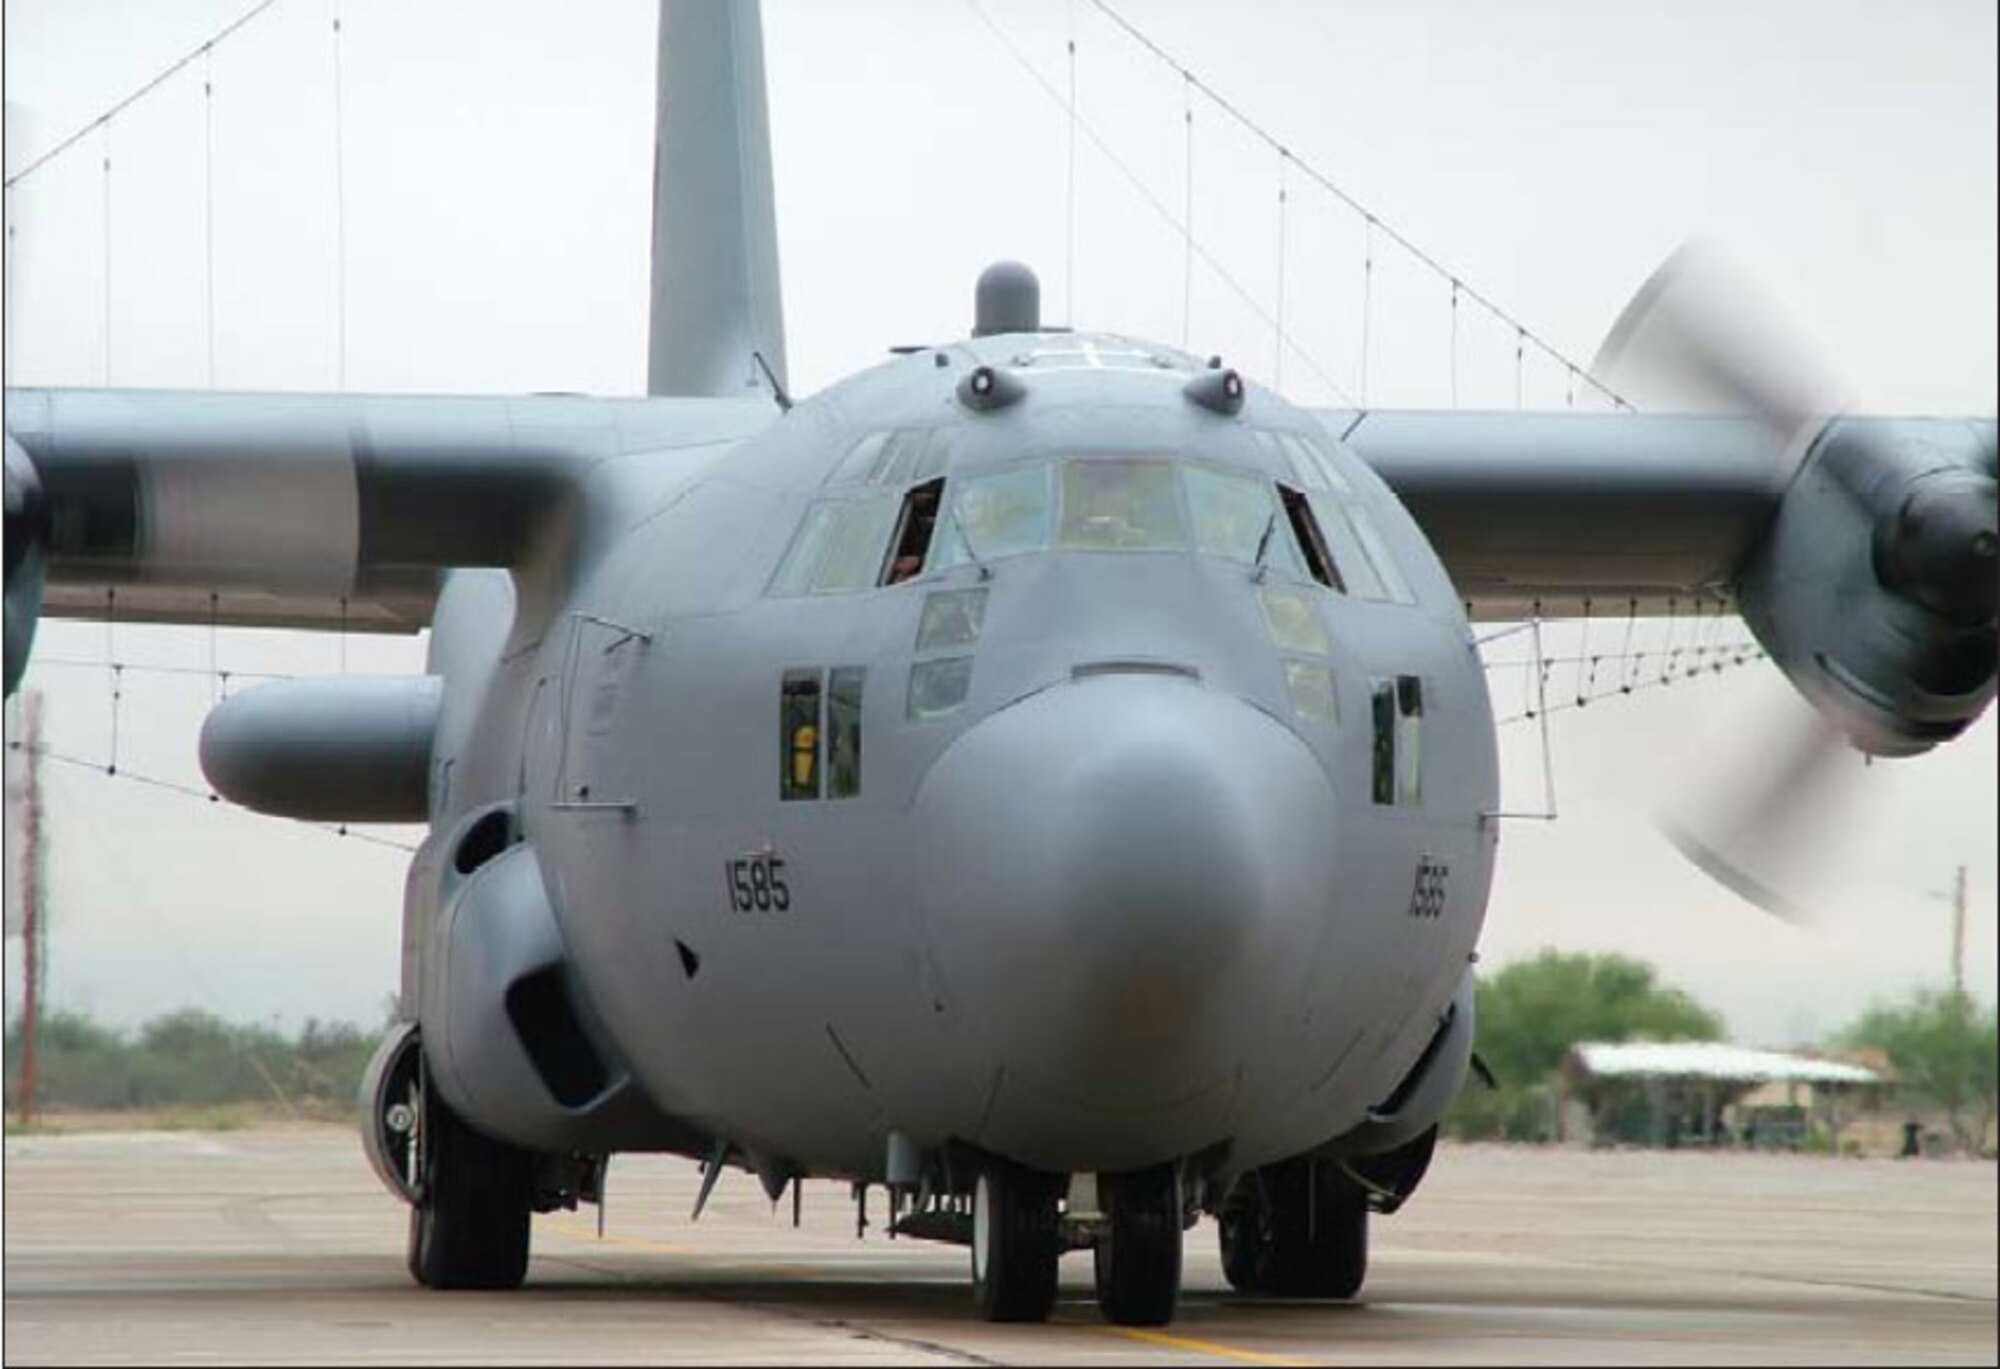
[647,0,787,399]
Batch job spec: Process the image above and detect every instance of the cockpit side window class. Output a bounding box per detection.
[829,429,951,487]
[770,492,902,596]
[1277,484,1342,591]
[1258,430,1416,604]
[881,478,945,586]
[1186,465,1285,566]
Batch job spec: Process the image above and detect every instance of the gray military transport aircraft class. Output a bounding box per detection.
[4,0,1995,1331]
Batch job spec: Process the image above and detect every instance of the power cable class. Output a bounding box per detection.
[8,739,418,853]
[963,0,1358,406]
[3,0,288,192]
[1081,0,1632,410]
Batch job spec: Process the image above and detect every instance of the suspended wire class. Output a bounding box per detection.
[1493,644,1763,728]
[3,0,288,192]
[1359,217,1374,407]
[963,0,1359,405]
[2,183,15,386]
[31,656,294,684]
[1273,149,1289,390]
[1180,74,1194,350]
[1079,0,1632,411]
[1483,641,1759,674]
[204,45,218,389]
[1620,597,1640,693]
[101,126,113,387]
[332,0,349,389]
[104,589,118,773]
[1064,1,1080,327]
[1448,279,1459,407]
[7,740,418,852]
[1575,597,1593,705]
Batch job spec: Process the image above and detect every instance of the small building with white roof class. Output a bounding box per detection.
[1559,1040,1886,1150]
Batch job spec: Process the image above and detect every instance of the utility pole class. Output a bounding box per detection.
[17,689,44,1125]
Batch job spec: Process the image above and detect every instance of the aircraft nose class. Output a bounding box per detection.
[915,674,1339,1140]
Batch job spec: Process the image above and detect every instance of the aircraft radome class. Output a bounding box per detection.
[3,0,1993,1329]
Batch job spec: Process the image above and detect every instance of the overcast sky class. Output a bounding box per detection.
[3,0,1995,1044]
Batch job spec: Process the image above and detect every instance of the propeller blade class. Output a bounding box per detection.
[1656,674,1872,925]
[1592,241,1838,451]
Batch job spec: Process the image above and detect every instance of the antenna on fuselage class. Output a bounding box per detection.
[972,261,1041,337]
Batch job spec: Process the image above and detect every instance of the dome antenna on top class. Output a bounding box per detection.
[973,261,1041,337]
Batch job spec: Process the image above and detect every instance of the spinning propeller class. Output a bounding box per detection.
[1594,244,1998,921]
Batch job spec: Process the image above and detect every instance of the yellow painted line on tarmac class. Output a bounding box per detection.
[1103,1326,1308,1365]
[541,1215,691,1255]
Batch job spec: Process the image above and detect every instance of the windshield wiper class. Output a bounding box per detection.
[950,505,994,582]
[1251,511,1278,583]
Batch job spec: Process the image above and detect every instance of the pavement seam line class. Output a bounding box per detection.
[1103,1326,1308,1365]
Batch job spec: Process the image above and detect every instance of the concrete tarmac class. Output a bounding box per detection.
[3,1126,1994,1365]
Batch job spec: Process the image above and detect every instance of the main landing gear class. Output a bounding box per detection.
[1093,1164,1184,1326]
[971,1163,1062,1321]
[1218,1155,1368,1299]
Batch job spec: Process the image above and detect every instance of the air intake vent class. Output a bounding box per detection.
[504,964,611,1109]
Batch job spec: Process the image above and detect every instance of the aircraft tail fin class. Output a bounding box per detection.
[647,0,788,401]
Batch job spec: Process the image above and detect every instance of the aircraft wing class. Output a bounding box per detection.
[1332,406,1996,757]
[4,388,775,690]
[1331,409,1791,620]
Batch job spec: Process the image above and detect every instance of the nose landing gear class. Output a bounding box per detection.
[966,1160,1190,1326]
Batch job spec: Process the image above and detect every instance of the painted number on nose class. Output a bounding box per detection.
[726,854,791,913]
[1409,857,1449,920]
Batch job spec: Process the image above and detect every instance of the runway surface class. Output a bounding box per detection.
[4,1126,1994,1364]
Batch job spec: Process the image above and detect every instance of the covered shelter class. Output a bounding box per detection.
[1560,1041,1883,1150]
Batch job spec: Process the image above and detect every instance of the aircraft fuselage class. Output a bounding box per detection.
[415,331,1498,1182]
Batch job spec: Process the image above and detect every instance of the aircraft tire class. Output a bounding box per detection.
[970,1164,1060,1323]
[1093,1164,1183,1326]
[1252,1157,1368,1299]
[406,1085,533,1291]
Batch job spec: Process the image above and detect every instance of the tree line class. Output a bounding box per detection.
[5,957,1995,1150]
[5,1008,380,1119]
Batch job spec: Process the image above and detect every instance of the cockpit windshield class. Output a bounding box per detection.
[770,445,1413,600]
[1057,460,1187,552]
[931,464,1054,570]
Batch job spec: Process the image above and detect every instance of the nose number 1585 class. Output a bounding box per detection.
[726,853,791,912]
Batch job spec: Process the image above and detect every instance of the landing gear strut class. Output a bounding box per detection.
[1093,1164,1183,1326]
[971,1163,1062,1322]
[1219,1156,1367,1299]
[406,1073,535,1290]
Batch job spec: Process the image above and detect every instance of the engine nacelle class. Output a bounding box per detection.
[1737,417,1998,757]
[3,433,47,697]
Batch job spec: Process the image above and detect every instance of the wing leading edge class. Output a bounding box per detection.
[3,389,774,688]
